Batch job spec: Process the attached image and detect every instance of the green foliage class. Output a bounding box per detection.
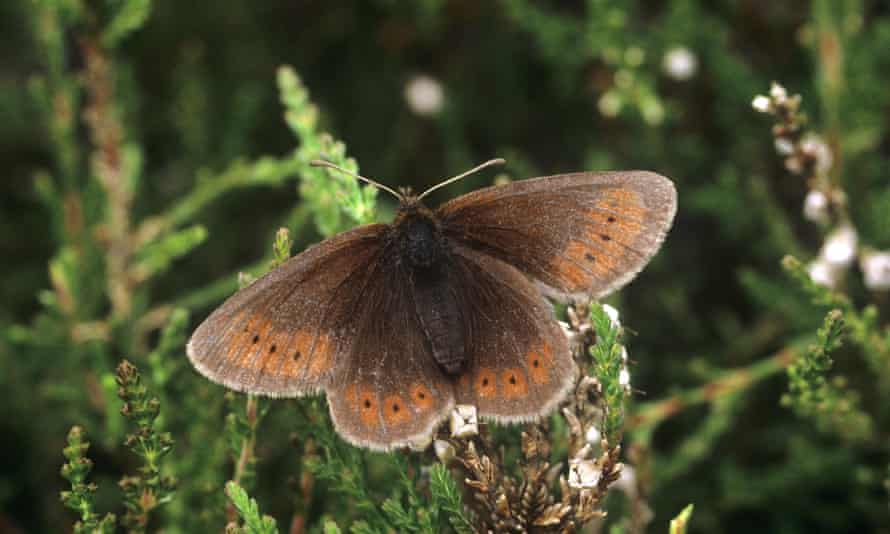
[103,0,153,48]
[116,360,176,533]
[669,504,694,534]
[60,426,117,534]
[782,310,872,441]
[225,481,279,534]
[428,464,475,534]
[588,302,627,445]
[277,66,378,237]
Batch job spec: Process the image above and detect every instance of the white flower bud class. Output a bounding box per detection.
[800,134,833,173]
[770,82,788,103]
[820,224,858,268]
[614,464,636,494]
[449,404,478,439]
[807,258,842,289]
[774,138,794,155]
[602,304,621,329]
[803,190,830,223]
[860,251,890,290]
[404,75,444,117]
[585,425,601,445]
[619,367,631,387]
[433,439,456,463]
[568,459,601,489]
[662,46,698,81]
[751,95,772,113]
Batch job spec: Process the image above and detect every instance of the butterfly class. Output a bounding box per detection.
[187,159,677,450]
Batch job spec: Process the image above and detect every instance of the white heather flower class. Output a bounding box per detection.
[433,439,456,463]
[769,82,788,103]
[751,95,771,113]
[803,190,830,223]
[807,258,842,289]
[614,464,636,495]
[602,304,621,329]
[860,251,890,290]
[449,404,478,439]
[820,224,858,268]
[404,75,444,117]
[585,425,601,445]
[620,345,629,363]
[784,155,803,174]
[619,367,631,387]
[774,138,794,156]
[568,459,601,489]
[800,134,833,173]
[662,46,698,81]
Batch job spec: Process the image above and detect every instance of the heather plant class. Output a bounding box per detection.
[3,1,890,533]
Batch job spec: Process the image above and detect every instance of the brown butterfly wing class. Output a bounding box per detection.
[438,172,677,299]
[326,249,455,450]
[449,245,576,421]
[186,224,388,397]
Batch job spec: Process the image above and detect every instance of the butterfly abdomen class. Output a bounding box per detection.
[412,272,465,375]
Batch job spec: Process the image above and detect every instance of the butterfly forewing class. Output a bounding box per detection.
[326,252,455,450]
[438,171,677,299]
[449,245,576,421]
[187,224,387,396]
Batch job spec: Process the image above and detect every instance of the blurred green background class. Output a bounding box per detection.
[2,1,890,533]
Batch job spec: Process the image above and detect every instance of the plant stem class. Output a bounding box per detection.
[629,348,795,435]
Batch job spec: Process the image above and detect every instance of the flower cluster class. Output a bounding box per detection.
[753,82,890,291]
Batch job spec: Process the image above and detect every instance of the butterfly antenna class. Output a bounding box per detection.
[310,160,404,201]
[417,158,507,200]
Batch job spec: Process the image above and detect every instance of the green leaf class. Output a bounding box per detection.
[669,504,694,534]
[225,481,279,534]
[429,464,474,534]
[588,302,626,444]
[103,0,153,47]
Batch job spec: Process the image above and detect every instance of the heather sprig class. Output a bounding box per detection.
[116,360,176,533]
[60,426,117,534]
[588,302,627,445]
[225,481,279,534]
[277,66,378,237]
[781,309,872,441]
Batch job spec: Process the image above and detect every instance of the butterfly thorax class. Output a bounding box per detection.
[393,200,448,270]
[392,200,466,375]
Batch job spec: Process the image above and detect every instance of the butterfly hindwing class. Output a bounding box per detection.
[449,245,576,421]
[186,224,387,396]
[326,252,455,450]
[438,171,677,299]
